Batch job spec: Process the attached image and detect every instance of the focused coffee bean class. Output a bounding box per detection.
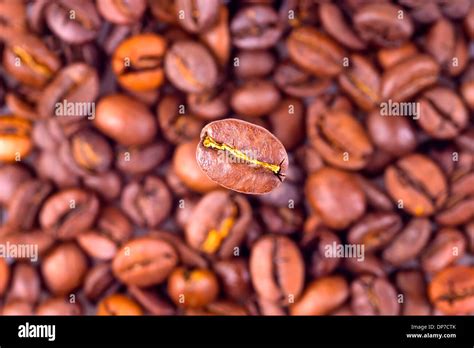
[196,119,288,194]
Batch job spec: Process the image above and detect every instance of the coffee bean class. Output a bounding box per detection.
[36,298,82,315]
[230,79,280,117]
[165,41,217,93]
[306,167,366,229]
[385,154,447,216]
[0,116,33,162]
[186,190,252,258]
[351,275,400,315]
[196,118,288,194]
[381,54,440,102]
[112,237,178,287]
[41,243,88,296]
[290,276,348,315]
[112,34,166,92]
[97,294,143,315]
[0,258,10,297]
[421,228,466,273]
[120,176,172,228]
[176,0,220,33]
[95,94,157,146]
[39,188,99,239]
[0,164,31,205]
[354,3,414,47]
[418,87,468,139]
[250,235,304,305]
[396,271,431,315]
[429,265,474,314]
[167,267,219,309]
[383,218,432,265]
[97,0,146,25]
[231,5,283,49]
[7,263,40,304]
[287,27,345,77]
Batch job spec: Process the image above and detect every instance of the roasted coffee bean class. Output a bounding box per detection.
[112,34,166,92]
[421,228,466,273]
[2,32,60,88]
[381,55,440,102]
[354,3,414,47]
[274,61,333,98]
[157,94,205,145]
[429,265,474,315]
[128,285,175,315]
[290,276,349,315]
[436,173,474,226]
[97,294,143,315]
[385,154,447,216]
[45,0,101,44]
[200,5,231,66]
[396,271,431,315]
[165,41,217,93]
[83,263,115,301]
[0,116,33,162]
[196,118,288,194]
[120,176,172,228]
[351,275,400,315]
[383,218,432,265]
[167,267,219,309]
[36,298,82,315]
[112,237,178,287]
[95,94,157,146]
[230,80,280,117]
[7,179,53,230]
[348,212,402,252]
[172,139,220,193]
[418,87,468,139]
[287,27,345,77]
[185,301,247,316]
[367,110,417,157]
[116,141,169,176]
[186,190,251,258]
[7,263,40,304]
[267,98,304,150]
[306,167,366,229]
[0,164,31,205]
[0,258,10,297]
[319,3,366,50]
[39,188,99,239]
[307,105,373,170]
[187,87,230,121]
[83,171,122,202]
[338,54,380,111]
[97,0,146,24]
[214,259,251,301]
[176,0,220,33]
[233,50,276,79]
[59,129,113,176]
[250,235,304,305]
[36,150,80,188]
[38,63,99,119]
[41,243,88,295]
[231,5,283,50]
[2,300,34,315]
[377,43,418,69]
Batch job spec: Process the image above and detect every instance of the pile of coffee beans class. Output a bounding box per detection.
[0,0,473,316]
